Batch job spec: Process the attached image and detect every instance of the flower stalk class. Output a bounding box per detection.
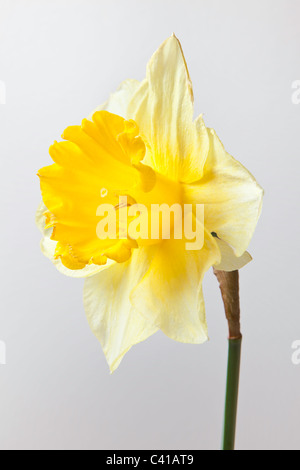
[213,268,242,451]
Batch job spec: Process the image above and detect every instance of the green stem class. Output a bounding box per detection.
[222,337,242,451]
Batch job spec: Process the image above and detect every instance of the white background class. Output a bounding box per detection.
[0,0,299,450]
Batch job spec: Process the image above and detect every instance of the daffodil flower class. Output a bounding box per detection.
[37,35,263,372]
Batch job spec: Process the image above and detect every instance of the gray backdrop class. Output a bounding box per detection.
[0,0,299,450]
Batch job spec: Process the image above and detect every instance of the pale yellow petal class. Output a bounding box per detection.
[213,237,252,272]
[88,78,140,120]
[83,246,158,372]
[130,231,220,343]
[128,35,209,183]
[182,128,264,257]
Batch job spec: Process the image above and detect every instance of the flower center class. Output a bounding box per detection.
[39,110,184,268]
[122,163,183,247]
